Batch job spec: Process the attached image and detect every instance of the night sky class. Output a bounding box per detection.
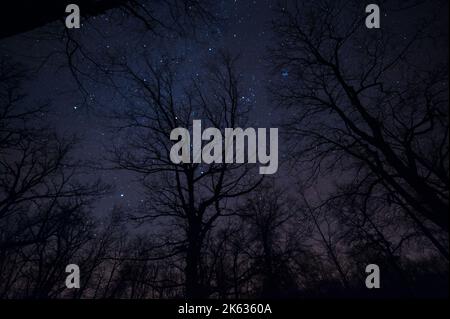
[0,0,448,302]
[0,1,272,216]
[0,0,447,215]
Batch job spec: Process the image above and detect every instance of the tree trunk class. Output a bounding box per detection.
[185,220,205,299]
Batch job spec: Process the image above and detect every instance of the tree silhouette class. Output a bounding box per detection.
[270,0,448,259]
[108,52,263,298]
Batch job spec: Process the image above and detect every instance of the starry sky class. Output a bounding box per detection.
[0,0,447,216]
[0,0,281,215]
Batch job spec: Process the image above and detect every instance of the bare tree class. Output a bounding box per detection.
[236,182,299,297]
[270,0,448,259]
[11,0,216,102]
[108,52,263,298]
[0,57,110,298]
